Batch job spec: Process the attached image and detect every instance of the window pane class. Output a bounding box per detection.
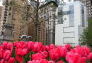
[81,5,85,27]
[69,5,74,27]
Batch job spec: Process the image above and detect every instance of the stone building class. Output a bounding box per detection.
[76,0,92,18]
[0,0,14,42]
[60,0,92,18]
[38,1,58,44]
[55,1,88,46]
[0,0,36,42]
[11,0,37,41]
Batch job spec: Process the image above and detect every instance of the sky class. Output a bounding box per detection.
[0,0,3,6]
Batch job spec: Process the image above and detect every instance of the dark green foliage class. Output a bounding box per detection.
[23,52,35,63]
[80,18,92,47]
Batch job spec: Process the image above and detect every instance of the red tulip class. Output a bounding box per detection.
[16,48,28,56]
[32,42,43,52]
[0,41,91,63]
[15,55,23,63]
[49,44,56,50]
[48,60,55,63]
[32,53,44,60]
[27,60,40,63]
[0,49,4,59]
[49,48,60,61]
[66,52,87,63]
[40,51,48,58]
[56,60,64,63]
[57,46,67,57]
[27,41,35,51]
[87,52,92,62]
[40,59,48,63]
[7,42,13,52]
[74,46,90,57]
[80,57,87,63]
[14,41,27,48]
[64,44,71,51]
[3,42,8,49]
[3,50,11,60]
[0,59,4,63]
[8,57,15,63]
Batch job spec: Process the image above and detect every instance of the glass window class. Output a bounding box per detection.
[58,17,63,24]
[69,5,74,27]
[81,5,85,27]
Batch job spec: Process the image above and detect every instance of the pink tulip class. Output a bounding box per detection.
[80,57,87,63]
[49,48,60,61]
[56,60,64,63]
[64,44,71,51]
[49,44,56,50]
[40,59,48,63]
[0,41,91,63]
[32,53,44,60]
[16,48,28,56]
[27,41,35,51]
[7,42,13,52]
[0,59,4,63]
[8,57,15,63]
[66,52,87,63]
[57,46,67,57]
[70,46,91,57]
[27,60,40,63]
[87,52,92,62]
[32,42,44,52]
[14,41,27,48]
[15,55,23,63]
[3,50,11,60]
[48,60,55,63]
[0,49,4,59]
[40,51,48,58]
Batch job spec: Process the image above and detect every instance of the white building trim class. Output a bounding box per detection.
[55,1,88,46]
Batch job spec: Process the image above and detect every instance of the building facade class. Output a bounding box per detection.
[0,0,14,42]
[60,0,92,18]
[11,0,37,41]
[38,1,58,44]
[0,0,36,42]
[55,1,88,46]
[76,0,92,18]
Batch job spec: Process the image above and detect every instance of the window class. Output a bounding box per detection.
[63,11,70,15]
[58,17,63,24]
[69,5,74,27]
[81,5,85,27]
[58,11,63,15]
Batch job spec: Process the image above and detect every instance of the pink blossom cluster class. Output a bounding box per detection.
[0,41,92,63]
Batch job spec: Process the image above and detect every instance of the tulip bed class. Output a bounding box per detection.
[0,41,92,63]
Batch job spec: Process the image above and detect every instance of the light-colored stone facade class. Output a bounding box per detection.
[0,0,36,42]
[76,0,92,18]
[0,0,14,42]
[55,1,88,46]
[11,0,36,41]
[60,0,92,18]
[38,1,58,44]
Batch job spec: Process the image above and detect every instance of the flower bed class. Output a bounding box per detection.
[0,41,92,63]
